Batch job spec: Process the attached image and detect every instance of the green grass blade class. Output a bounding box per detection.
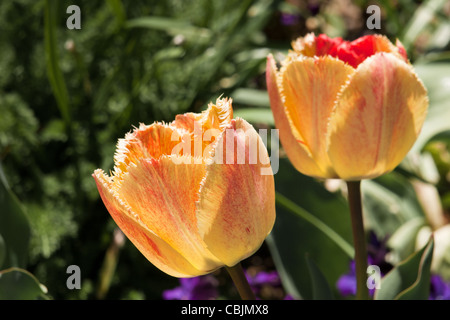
[44,0,71,125]
[275,192,355,259]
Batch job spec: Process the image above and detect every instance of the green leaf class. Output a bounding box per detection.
[410,62,450,152]
[361,173,426,239]
[305,255,334,300]
[232,88,270,108]
[125,17,211,40]
[0,234,5,268]
[400,0,448,50]
[375,236,434,300]
[266,159,353,299]
[387,217,427,262]
[0,268,48,300]
[106,0,126,27]
[44,0,71,125]
[234,108,274,126]
[0,163,31,269]
[275,192,354,259]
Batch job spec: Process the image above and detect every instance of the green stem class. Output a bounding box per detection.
[226,263,256,300]
[346,180,369,300]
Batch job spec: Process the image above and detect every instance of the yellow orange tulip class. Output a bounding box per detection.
[266,33,428,180]
[93,97,275,278]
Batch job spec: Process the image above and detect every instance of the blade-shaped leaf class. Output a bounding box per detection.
[232,88,270,108]
[410,62,450,153]
[0,163,31,269]
[401,0,448,50]
[375,236,434,300]
[125,17,211,40]
[362,173,426,239]
[44,0,71,125]
[234,108,274,126]
[0,268,48,300]
[0,234,5,268]
[306,255,334,300]
[266,159,353,299]
[387,217,427,262]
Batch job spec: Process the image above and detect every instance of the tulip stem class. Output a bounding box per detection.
[226,263,256,300]
[346,180,369,300]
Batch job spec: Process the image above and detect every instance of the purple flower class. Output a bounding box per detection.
[245,270,293,299]
[307,2,320,16]
[336,232,391,298]
[336,260,378,297]
[246,270,281,294]
[336,232,450,300]
[336,261,358,297]
[247,270,281,287]
[280,13,299,26]
[163,275,219,300]
[429,275,450,300]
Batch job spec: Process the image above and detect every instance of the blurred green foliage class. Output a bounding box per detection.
[0,0,449,300]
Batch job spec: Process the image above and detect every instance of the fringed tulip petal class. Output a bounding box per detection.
[171,98,234,161]
[94,97,276,277]
[113,123,181,178]
[196,118,276,267]
[172,98,233,133]
[327,53,428,180]
[266,55,325,178]
[117,155,222,272]
[292,33,408,68]
[268,33,428,181]
[279,55,355,177]
[93,169,206,277]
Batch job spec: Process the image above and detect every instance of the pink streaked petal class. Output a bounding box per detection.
[196,118,276,267]
[116,155,223,271]
[265,54,327,178]
[113,123,182,177]
[92,169,208,277]
[279,55,355,177]
[327,52,428,180]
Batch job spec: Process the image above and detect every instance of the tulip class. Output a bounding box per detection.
[267,33,429,300]
[266,33,429,181]
[93,97,275,278]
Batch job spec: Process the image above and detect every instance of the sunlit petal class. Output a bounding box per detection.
[327,53,428,180]
[266,54,326,178]
[93,169,207,277]
[196,118,276,266]
[116,156,223,271]
[279,54,354,177]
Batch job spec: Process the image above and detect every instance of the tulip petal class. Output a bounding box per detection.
[327,53,428,180]
[93,169,207,277]
[172,98,233,133]
[279,54,355,177]
[113,123,182,178]
[332,34,408,68]
[266,55,328,178]
[196,118,276,266]
[171,98,233,160]
[292,33,408,68]
[116,155,222,272]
